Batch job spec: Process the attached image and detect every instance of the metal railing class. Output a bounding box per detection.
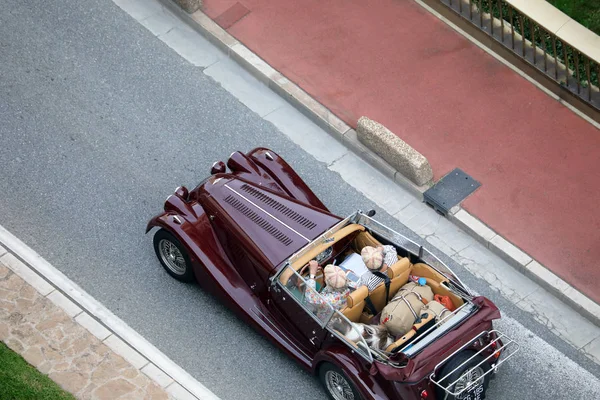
[439,0,599,110]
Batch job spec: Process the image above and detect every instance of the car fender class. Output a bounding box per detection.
[313,347,388,400]
[248,147,329,212]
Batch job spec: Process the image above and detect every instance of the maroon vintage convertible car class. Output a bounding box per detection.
[146,147,518,400]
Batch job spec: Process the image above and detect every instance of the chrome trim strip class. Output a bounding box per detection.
[225,184,311,242]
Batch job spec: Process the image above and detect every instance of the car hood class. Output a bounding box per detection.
[199,175,342,269]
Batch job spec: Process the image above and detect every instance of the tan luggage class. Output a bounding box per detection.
[381,282,434,337]
[421,300,452,326]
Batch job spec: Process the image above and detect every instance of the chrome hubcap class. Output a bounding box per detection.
[454,366,485,396]
[158,239,186,275]
[325,370,354,400]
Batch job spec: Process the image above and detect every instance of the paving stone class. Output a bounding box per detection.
[93,378,136,399]
[142,363,174,388]
[0,263,9,279]
[158,27,224,67]
[103,335,148,369]
[48,371,89,394]
[265,105,349,166]
[0,253,54,296]
[516,288,600,349]
[139,6,181,36]
[21,345,45,367]
[112,0,164,21]
[456,244,541,302]
[47,291,83,318]
[76,313,112,341]
[582,336,600,364]
[205,57,285,117]
[0,244,6,256]
[328,152,414,215]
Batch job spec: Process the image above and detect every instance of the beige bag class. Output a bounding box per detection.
[381,282,434,337]
[421,300,452,326]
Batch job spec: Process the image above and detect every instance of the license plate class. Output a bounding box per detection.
[458,382,485,400]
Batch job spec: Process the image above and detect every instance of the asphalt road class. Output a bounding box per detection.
[1,1,599,399]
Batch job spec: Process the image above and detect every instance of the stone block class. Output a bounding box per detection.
[356,117,433,186]
[172,0,202,14]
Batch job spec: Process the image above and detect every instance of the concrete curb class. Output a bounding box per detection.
[160,0,600,327]
[0,224,221,400]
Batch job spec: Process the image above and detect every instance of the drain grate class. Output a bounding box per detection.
[423,168,481,216]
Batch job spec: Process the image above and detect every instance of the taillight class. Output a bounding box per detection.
[420,389,428,399]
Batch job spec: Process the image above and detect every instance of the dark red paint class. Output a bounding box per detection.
[146,148,507,400]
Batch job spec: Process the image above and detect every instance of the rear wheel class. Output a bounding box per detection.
[318,363,361,400]
[435,351,491,400]
[153,229,195,283]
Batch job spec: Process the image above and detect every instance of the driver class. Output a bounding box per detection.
[304,261,351,315]
[359,245,397,291]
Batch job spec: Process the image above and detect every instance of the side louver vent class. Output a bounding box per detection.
[240,184,317,230]
[224,195,293,246]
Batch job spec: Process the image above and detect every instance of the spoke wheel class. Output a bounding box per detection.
[435,351,491,400]
[159,239,187,275]
[153,229,195,282]
[318,363,361,400]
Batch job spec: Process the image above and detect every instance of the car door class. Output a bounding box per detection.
[269,265,332,354]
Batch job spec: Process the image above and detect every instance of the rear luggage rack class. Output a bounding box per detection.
[430,330,519,398]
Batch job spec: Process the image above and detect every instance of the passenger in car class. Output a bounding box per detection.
[359,245,398,291]
[304,261,351,316]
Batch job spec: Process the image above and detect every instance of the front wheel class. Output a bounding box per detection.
[153,229,195,283]
[318,363,361,400]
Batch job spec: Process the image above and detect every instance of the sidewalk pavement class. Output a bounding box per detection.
[0,246,172,399]
[199,0,600,306]
[0,237,217,400]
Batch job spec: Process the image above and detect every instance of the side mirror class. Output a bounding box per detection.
[366,209,376,217]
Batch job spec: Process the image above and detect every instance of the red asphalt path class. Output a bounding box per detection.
[203,0,600,303]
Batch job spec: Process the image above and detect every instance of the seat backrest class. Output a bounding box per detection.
[368,257,412,313]
[341,285,368,322]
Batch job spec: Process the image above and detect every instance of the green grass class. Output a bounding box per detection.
[547,0,600,35]
[0,342,75,400]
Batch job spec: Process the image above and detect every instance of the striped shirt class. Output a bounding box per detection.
[359,245,398,291]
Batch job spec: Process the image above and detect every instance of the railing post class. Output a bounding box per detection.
[519,15,525,57]
[553,37,558,79]
[563,43,569,86]
[532,22,537,65]
[574,51,580,94]
[499,0,504,43]
[585,59,592,101]
[488,0,493,35]
[509,7,514,49]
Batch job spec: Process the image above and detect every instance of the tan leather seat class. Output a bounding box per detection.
[411,263,464,309]
[340,285,368,322]
[367,257,412,313]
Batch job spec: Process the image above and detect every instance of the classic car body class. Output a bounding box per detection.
[146,147,518,400]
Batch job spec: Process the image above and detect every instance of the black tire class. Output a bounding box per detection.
[318,362,362,400]
[153,229,195,283]
[435,351,491,400]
